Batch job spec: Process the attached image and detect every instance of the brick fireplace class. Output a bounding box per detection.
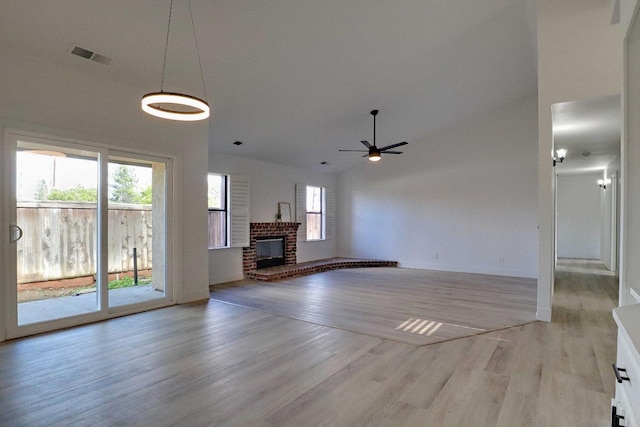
[243,222,300,272]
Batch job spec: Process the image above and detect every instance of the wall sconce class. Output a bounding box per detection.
[553,149,567,167]
[597,179,611,189]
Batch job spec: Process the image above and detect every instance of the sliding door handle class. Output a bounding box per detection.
[612,405,625,427]
[9,224,23,243]
[613,364,630,383]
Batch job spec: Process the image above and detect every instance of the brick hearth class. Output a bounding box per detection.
[243,222,300,272]
[244,257,399,281]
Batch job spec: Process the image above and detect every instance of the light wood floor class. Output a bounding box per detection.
[0,266,617,426]
[556,257,617,276]
[211,268,537,345]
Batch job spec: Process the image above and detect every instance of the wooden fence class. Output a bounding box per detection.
[16,201,152,284]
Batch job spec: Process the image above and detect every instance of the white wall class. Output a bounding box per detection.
[601,154,621,271]
[556,173,602,259]
[208,153,337,284]
[600,174,617,270]
[537,0,622,320]
[338,96,538,278]
[0,42,210,341]
[601,172,613,269]
[624,14,640,304]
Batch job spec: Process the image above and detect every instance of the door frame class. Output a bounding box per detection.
[611,171,619,274]
[107,150,175,316]
[4,129,175,340]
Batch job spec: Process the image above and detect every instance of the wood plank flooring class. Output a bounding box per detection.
[211,268,537,345]
[556,257,617,276]
[0,264,617,426]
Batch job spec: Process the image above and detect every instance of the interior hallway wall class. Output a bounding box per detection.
[601,154,621,271]
[556,173,602,259]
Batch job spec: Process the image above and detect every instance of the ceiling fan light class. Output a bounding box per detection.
[141,92,210,121]
[340,109,407,163]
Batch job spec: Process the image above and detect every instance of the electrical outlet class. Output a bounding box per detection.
[498,257,505,264]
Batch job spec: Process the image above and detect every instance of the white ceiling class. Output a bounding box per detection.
[552,94,621,175]
[0,0,540,173]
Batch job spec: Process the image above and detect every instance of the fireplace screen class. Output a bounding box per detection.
[256,237,285,269]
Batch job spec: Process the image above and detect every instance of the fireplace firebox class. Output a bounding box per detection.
[243,222,299,273]
[255,236,285,269]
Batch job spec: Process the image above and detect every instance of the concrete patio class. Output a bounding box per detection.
[18,285,166,325]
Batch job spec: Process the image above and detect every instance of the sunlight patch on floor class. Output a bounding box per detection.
[395,318,486,337]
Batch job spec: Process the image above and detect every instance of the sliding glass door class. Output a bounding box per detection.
[5,133,172,338]
[11,139,102,327]
[107,154,169,309]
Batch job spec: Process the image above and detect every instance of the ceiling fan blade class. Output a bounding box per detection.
[382,151,403,154]
[339,149,369,152]
[379,141,408,151]
[360,140,372,148]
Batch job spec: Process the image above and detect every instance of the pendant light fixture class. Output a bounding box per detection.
[141,0,210,121]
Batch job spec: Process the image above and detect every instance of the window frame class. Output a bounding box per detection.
[306,185,324,241]
[207,173,229,249]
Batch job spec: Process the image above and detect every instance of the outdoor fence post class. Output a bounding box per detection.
[133,247,138,285]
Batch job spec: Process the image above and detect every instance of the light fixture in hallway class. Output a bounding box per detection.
[553,148,567,166]
[598,178,611,189]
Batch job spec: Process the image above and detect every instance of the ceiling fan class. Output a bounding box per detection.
[339,109,408,162]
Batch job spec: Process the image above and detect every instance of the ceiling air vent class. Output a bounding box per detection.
[70,45,112,66]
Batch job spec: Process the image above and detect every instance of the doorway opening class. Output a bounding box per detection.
[551,95,621,299]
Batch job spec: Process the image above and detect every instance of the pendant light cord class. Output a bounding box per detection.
[160,0,174,92]
[188,0,209,102]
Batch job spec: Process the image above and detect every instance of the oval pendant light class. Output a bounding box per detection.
[141,92,209,121]
[142,0,210,122]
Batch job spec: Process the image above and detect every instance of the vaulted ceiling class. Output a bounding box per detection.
[0,0,539,173]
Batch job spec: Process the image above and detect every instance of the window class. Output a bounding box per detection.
[207,174,249,249]
[208,174,227,248]
[296,183,333,242]
[306,185,323,240]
